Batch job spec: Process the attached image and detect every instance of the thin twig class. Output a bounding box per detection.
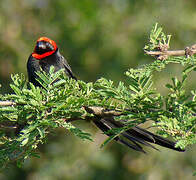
[83,106,122,117]
[145,50,186,56]
[0,101,16,106]
[145,44,196,60]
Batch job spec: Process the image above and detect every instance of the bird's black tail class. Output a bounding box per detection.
[93,117,185,153]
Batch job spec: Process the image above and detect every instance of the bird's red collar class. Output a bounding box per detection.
[32,37,58,60]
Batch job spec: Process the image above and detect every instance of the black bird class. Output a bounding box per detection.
[27,37,77,86]
[27,37,184,153]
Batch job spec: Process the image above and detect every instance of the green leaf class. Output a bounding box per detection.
[21,137,29,146]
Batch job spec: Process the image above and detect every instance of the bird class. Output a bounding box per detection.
[27,37,185,153]
[27,37,77,86]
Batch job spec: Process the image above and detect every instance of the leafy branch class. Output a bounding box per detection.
[0,24,195,168]
[144,23,196,60]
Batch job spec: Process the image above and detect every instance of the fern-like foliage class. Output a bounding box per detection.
[0,24,195,168]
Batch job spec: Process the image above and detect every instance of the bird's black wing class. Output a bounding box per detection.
[27,55,42,86]
[59,55,77,80]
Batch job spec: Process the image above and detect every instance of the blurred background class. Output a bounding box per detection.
[0,0,196,179]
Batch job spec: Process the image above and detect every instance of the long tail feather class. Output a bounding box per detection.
[93,118,185,152]
[93,119,146,152]
[130,126,184,152]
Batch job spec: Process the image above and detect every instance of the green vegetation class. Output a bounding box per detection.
[0,0,196,179]
[0,25,195,176]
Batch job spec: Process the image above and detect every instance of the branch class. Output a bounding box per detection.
[0,101,16,106]
[83,106,122,117]
[0,101,122,124]
[145,44,196,60]
[1,101,195,118]
[0,101,122,116]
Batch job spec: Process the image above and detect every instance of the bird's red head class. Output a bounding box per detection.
[32,37,58,60]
